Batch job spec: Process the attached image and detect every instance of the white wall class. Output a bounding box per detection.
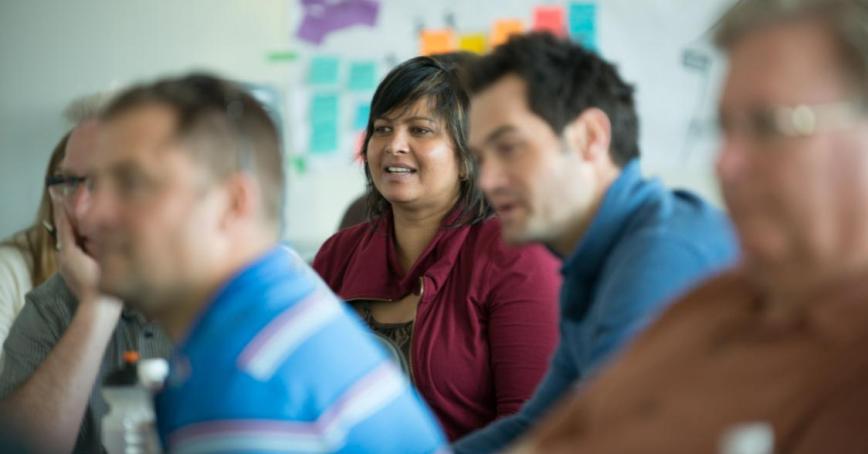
[0,0,734,259]
[0,0,291,231]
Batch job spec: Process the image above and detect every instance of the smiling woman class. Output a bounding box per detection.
[312,54,562,440]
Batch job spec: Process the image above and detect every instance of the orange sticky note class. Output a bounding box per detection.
[420,29,457,56]
[458,33,487,54]
[533,6,566,37]
[491,19,525,47]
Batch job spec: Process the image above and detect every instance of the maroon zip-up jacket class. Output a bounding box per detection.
[312,212,561,440]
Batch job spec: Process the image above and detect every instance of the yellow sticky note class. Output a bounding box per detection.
[458,33,487,54]
[491,19,525,47]
[420,29,457,56]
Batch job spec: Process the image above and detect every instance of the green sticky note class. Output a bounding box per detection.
[354,103,370,130]
[569,2,598,51]
[308,56,340,85]
[310,93,340,153]
[267,51,299,62]
[347,61,377,91]
[292,155,307,174]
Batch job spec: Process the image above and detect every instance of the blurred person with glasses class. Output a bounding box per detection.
[0,95,172,454]
[503,0,868,452]
[0,134,67,369]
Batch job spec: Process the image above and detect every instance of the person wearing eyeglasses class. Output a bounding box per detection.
[0,115,172,453]
[0,134,67,369]
[503,0,868,452]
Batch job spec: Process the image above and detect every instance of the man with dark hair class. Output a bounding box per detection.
[454,32,737,453]
[497,1,868,452]
[82,73,445,452]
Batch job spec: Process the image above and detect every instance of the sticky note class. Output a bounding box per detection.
[533,6,566,37]
[354,103,371,130]
[491,19,524,48]
[310,93,339,153]
[569,2,598,51]
[266,51,299,62]
[347,61,377,91]
[420,29,457,56]
[292,155,307,174]
[308,56,340,85]
[458,33,487,54]
[297,0,380,45]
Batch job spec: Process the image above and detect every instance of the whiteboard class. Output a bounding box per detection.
[280,0,737,258]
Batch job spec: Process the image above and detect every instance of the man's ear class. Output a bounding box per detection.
[220,173,261,230]
[562,107,612,163]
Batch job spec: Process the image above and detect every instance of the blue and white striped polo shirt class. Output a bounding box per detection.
[155,246,446,453]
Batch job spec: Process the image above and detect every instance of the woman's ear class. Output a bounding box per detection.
[563,107,612,163]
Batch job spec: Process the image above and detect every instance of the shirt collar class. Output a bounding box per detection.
[179,246,290,348]
[339,207,474,301]
[561,159,657,280]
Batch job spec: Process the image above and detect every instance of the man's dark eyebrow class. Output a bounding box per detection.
[484,125,518,145]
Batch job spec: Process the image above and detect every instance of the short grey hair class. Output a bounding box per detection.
[63,91,117,125]
[715,0,868,96]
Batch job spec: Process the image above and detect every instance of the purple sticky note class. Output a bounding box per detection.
[296,0,380,45]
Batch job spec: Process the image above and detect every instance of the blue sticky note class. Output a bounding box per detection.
[310,93,339,122]
[310,121,339,153]
[354,103,370,130]
[569,2,597,51]
[308,56,340,85]
[347,61,377,91]
[310,93,340,153]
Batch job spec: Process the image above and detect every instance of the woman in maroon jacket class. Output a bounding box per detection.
[312,54,561,440]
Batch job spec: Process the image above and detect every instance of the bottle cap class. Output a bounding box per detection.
[123,351,140,364]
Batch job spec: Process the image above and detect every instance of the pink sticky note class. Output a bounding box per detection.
[533,6,566,37]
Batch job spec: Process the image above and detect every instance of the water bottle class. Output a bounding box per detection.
[101,351,169,454]
[719,422,775,454]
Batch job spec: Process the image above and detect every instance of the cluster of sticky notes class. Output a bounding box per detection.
[417,2,597,58]
[305,56,380,154]
[307,56,379,91]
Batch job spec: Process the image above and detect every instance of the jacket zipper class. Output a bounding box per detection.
[407,276,424,385]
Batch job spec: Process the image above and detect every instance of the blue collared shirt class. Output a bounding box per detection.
[454,159,737,453]
[156,246,446,453]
